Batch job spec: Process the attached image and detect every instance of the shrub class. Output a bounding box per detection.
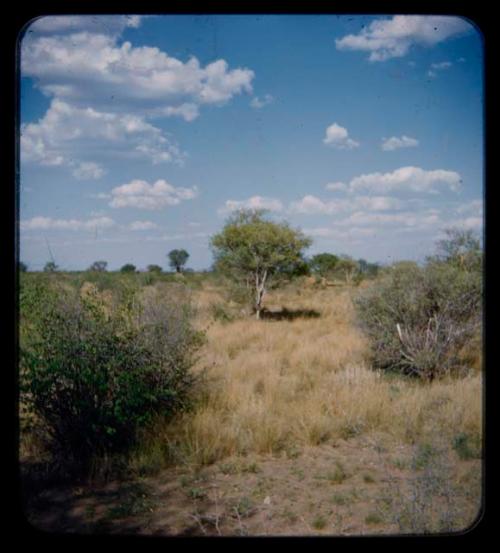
[20,278,203,474]
[355,253,482,380]
[120,263,137,273]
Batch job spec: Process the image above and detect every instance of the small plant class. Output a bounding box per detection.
[413,443,437,470]
[363,473,376,484]
[452,432,481,460]
[328,462,348,484]
[312,515,328,530]
[331,493,349,506]
[365,512,383,525]
[232,496,255,518]
[187,487,207,500]
[210,302,235,323]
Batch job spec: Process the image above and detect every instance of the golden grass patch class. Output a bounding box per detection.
[161,282,482,466]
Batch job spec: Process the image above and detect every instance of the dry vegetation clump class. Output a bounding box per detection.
[20,276,203,476]
[157,282,482,467]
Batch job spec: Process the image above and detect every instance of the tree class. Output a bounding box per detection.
[210,209,312,319]
[89,260,108,272]
[168,249,189,273]
[434,228,482,272]
[335,255,358,284]
[147,264,163,273]
[310,253,339,277]
[43,261,58,273]
[18,261,28,273]
[120,263,136,273]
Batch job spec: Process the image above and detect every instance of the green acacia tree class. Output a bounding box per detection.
[120,263,137,273]
[310,253,339,278]
[168,249,189,273]
[210,209,312,319]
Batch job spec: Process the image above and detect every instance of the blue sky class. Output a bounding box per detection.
[19,14,484,271]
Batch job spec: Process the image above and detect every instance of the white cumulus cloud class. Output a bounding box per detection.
[21,99,185,170]
[325,181,347,192]
[335,16,471,62]
[22,31,254,117]
[289,195,402,215]
[381,135,419,151]
[323,123,359,149]
[250,94,274,109]
[72,161,106,180]
[109,179,198,210]
[348,166,462,194]
[219,195,284,214]
[129,220,159,231]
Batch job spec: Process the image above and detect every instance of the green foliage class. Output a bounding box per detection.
[19,261,28,272]
[19,278,203,474]
[120,263,137,273]
[210,209,312,318]
[168,249,189,273]
[334,255,359,283]
[147,264,163,273]
[355,231,482,380]
[310,253,339,277]
[452,432,481,460]
[433,228,482,272]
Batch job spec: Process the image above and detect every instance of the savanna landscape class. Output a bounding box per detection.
[18,14,484,538]
[19,219,483,536]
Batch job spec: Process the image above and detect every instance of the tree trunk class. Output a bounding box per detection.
[255,269,267,320]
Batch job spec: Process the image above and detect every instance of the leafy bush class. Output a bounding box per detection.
[120,263,137,273]
[355,242,482,380]
[20,278,203,473]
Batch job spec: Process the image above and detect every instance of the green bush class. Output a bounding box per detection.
[20,278,203,473]
[355,250,482,380]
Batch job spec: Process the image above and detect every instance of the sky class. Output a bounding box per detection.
[19,14,484,271]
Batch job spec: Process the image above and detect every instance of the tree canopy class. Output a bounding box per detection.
[120,263,137,273]
[310,253,339,277]
[168,249,189,273]
[210,209,312,319]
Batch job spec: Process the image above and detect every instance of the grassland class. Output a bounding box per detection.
[20,273,483,536]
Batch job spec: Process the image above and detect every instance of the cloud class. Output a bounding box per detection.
[304,226,377,239]
[27,15,142,36]
[219,195,284,214]
[323,123,359,149]
[72,161,106,180]
[348,166,462,194]
[455,199,483,216]
[109,179,198,210]
[325,181,347,192]
[430,61,453,70]
[21,19,255,177]
[427,61,453,78]
[21,31,254,118]
[250,94,274,109]
[335,16,470,61]
[21,99,185,170]
[289,194,402,215]
[129,220,159,230]
[21,216,115,231]
[381,135,419,151]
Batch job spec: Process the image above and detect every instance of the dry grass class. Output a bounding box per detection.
[156,281,482,467]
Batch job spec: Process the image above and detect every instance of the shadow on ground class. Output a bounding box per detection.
[260,307,321,321]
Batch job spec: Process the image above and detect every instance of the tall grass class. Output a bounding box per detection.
[154,282,482,467]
